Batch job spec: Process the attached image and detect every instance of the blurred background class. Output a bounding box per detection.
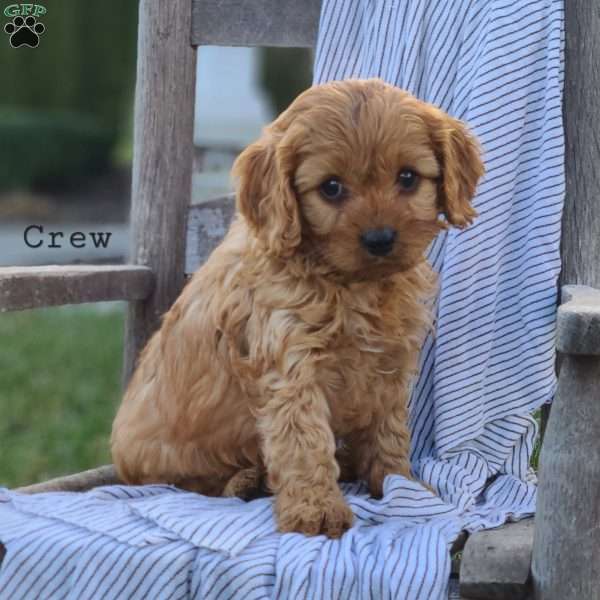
[0,1,312,487]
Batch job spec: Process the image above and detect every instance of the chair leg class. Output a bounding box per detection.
[532,355,600,599]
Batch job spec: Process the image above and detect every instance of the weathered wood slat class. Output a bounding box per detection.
[460,519,534,600]
[560,2,600,291]
[16,465,120,494]
[124,0,197,381]
[191,0,321,48]
[556,285,600,355]
[185,195,236,274]
[0,265,154,312]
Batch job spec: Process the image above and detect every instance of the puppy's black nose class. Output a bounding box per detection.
[360,227,397,256]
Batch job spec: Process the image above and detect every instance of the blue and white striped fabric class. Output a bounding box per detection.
[0,481,465,599]
[0,1,564,598]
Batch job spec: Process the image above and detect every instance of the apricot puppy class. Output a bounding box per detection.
[111,79,484,538]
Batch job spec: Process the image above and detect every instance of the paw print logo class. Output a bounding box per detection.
[4,15,45,48]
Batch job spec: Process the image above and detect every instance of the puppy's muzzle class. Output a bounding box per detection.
[360,227,397,257]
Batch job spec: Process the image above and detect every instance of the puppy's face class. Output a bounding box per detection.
[234,79,484,280]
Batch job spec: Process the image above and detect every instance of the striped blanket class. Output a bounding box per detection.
[0,0,564,598]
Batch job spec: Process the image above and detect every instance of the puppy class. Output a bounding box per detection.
[111,78,484,538]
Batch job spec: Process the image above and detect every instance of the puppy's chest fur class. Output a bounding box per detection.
[237,267,432,435]
[314,285,425,434]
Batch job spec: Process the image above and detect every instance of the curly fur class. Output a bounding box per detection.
[111,79,484,538]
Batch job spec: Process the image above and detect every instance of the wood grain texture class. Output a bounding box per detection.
[461,519,534,600]
[532,5,600,598]
[123,0,197,381]
[561,1,600,289]
[0,265,154,312]
[185,196,236,274]
[532,355,600,599]
[15,465,120,494]
[557,285,600,355]
[191,0,322,47]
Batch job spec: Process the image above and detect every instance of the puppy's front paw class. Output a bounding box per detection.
[276,487,354,538]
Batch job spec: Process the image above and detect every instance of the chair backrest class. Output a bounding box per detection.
[1,0,597,382]
[192,0,320,47]
[123,0,322,379]
[0,1,321,381]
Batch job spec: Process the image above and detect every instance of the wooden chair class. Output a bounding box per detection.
[0,2,598,599]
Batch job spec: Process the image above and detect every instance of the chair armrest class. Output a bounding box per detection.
[557,285,600,355]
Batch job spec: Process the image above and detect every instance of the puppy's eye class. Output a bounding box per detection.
[397,169,419,191]
[319,177,346,202]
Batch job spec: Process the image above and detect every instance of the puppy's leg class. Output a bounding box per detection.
[355,383,413,498]
[260,381,354,538]
[335,442,358,483]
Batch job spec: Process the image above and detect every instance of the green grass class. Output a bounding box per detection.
[0,306,123,488]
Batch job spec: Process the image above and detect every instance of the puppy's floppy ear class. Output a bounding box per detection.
[428,111,485,229]
[233,132,301,257]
